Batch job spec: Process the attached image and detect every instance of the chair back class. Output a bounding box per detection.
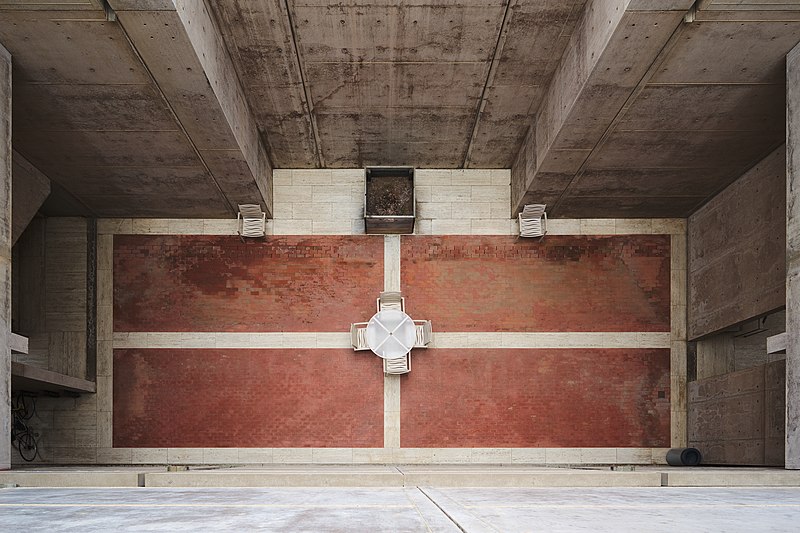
[377,291,405,312]
[350,322,370,351]
[384,354,410,375]
[519,203,547,238]
[238,204,266,238]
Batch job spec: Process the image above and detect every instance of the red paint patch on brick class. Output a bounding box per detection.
[114,235,384,332]
[401,235,670,332]
[113,349,383,448]
[401,349,670,448]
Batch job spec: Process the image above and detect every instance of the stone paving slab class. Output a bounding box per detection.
[1,487,800,532]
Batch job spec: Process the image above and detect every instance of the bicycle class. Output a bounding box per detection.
[11,392,39,462]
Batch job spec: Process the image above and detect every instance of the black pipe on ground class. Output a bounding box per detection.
[666,447,703,466]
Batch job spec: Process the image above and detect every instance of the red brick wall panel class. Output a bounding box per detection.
[401,235,670,332]
[401,349,671,448]
[114,235,384,332]
[113,349,384,448]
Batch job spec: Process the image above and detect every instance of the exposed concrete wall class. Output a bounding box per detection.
[12,218,88,379]
[787,41,800,470]
[696,310,786,380]
[696,334,734,381]
[688,361,785,466]
[0,42,11,471]
[688,146,786,340]
[11,151,49,246]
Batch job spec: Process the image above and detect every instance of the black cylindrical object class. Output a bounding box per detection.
[666,447,702,466]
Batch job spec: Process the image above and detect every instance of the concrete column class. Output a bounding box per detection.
[0,43,12,470]
[787,42,800,469]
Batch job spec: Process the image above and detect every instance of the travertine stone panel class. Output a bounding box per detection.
[384,235,400,292]
[272,169,364,235]
[671,232,688,448]
[384,375,401,448]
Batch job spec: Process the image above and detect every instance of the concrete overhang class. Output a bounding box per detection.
[512,0,799,218]
[0,0,273,217]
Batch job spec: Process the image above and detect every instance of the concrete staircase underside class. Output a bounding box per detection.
[2,466,800,489]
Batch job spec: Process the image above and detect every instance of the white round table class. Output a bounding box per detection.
[366,309,416,359]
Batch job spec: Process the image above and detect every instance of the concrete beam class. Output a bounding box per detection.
[510,0,693,215]
[1,42,11,471]
[11,151,49,246]
[108,0,274,216]
[786,41,800,469]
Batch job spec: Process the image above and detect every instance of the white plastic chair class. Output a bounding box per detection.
[377,291,405,312]
[350,322,369,351]
[518,204,547,239]
[413,320,432,348]
[383,354,411,375]
[237,204,266,241]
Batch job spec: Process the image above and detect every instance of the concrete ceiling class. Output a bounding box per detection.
[209,0,587,168]
[513,0,799,217]
[0,0,799,218]
[0,0,271,218]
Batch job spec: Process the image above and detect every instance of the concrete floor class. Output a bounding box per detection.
[1,486,799,532]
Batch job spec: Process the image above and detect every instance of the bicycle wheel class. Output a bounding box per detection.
[16,430,37,462]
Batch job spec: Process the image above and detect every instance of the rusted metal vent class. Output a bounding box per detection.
[364,167,415,235]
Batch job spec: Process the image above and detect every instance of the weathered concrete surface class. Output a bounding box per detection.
[209,1,588,169]
[12,218,88,380]
[0,42,11,471]
[109,0,274,215]
[2,2,799,220]
[688,361,785,466]
[696,333,735,381]
[512,2,797,218]
[0,4,268,217]
[787,41,800,470]
[511,1,692,215]
[0,9,224,217]
[11,150,49,245]
[688,146,786,340]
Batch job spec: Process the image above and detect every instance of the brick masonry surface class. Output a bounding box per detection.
[401,235,671,332]
[401,349,671,448]
[113,235,384,332]
[113,349,384,448]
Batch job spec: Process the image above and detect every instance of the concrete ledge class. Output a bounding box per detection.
[663,470,800,487]
[10,333,28,354]
[0,472,141,488]
[767,332,787,354]
[5,466,800,488]
[401,470,662,488]
[11,362,96,394]
[144,470,405,488]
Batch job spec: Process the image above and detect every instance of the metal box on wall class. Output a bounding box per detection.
[364,167,415,234]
